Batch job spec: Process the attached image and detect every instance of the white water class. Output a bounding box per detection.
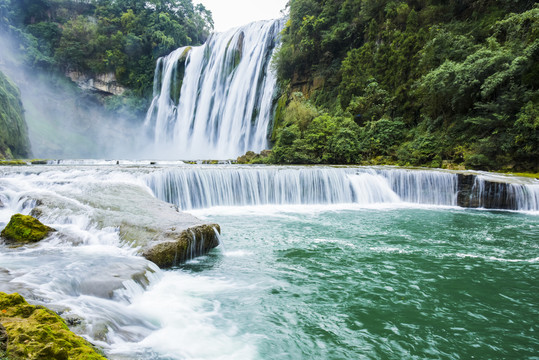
[0,165,254,359]
[145,166,460,210]
[144,20,282,159]
[0,164,537,359]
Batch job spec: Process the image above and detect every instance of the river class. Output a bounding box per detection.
[0,162,538,359]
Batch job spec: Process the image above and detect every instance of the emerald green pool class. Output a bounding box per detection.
[184,206,538,359]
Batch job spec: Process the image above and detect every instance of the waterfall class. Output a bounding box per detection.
[471,175,539,211]
[145,167,460,210]
[144,20,283,159]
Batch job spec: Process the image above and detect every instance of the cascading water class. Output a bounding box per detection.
[145,166,460,210]
[471,175,539,211]
[144,20,282,159]
[145,166,539,211]
[1,163,538,360]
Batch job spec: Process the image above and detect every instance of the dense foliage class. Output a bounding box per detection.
[271,0,538,171]
[0,70,31,159]
[0,0,212,97]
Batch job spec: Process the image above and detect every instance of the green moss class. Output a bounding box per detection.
[0,292,107,360]
[271,94,288,143]
[497,171,539,179]
[170,47,192,105]
[0,71,31,159]
[1,214,55,244]
[0,160,28,166]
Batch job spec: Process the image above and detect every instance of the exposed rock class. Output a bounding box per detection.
[29,181,220,268]
[142,223,220,268]
[0,292,106,360]
[1,214,55,244]
[456,174,523,210]
[170,47,192,105]
[66,71,127,96]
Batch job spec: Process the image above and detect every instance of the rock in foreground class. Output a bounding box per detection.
[1,214,55,244]
[28,181,220,268]
[0,292,106,359]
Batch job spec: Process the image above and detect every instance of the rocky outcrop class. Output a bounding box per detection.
[142,223,220,268]
[0,292,106,359]
[28,181,220,268]
[66,71,127,96]
[0,70,31,159]
[1,214,55,244]
[456,174,537,210]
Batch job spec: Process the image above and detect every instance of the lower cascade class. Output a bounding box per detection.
[0,163,538,360]
[145,166,539,211]
[144,20,283,159]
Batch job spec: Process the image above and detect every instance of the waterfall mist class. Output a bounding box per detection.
[0,31,153,160]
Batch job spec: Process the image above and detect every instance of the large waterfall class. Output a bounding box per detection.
[144,20,282,159]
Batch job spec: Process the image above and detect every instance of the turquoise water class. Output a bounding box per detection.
[184,206,538,359]
[1,165,538,359]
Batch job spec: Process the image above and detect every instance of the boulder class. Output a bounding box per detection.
[142,223,220,268]
[0,292,106,360]
[1,214,55,244]
[28,181,220,268]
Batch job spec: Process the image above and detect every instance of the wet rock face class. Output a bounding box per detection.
[0,214,55,244]
[456,174,477,208]
[142,223,221,268]
[456,174,516,210]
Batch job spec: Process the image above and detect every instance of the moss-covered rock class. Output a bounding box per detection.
[142,224,220,268]
[1,214,55,244]
[0,71,31,160]
[0,292,106,359]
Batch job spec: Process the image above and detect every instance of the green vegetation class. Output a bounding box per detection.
[0,292,106,359]
[0,71,31,159]
[1,214,55,244]
[1,0,213,97]
[271,1,538,171]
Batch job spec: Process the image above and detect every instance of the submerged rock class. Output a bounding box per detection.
[1,214,55,244]
[0,292,106,359]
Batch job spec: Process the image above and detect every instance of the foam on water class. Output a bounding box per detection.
[0,163,537,359]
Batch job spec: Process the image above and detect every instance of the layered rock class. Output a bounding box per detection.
[456,173,538,210]
[66,71,127,96]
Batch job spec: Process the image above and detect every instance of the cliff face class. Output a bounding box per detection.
[0,71,31,159]
[66,71,127,96]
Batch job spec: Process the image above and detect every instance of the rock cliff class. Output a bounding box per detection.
[0,71,31,159]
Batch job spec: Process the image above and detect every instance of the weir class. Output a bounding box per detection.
[145,166,539,211]
[144,20,283,159]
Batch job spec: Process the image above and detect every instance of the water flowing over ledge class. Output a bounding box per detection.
[0,166,220,268]
[144,20,283,159]
[145,166,539,211]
